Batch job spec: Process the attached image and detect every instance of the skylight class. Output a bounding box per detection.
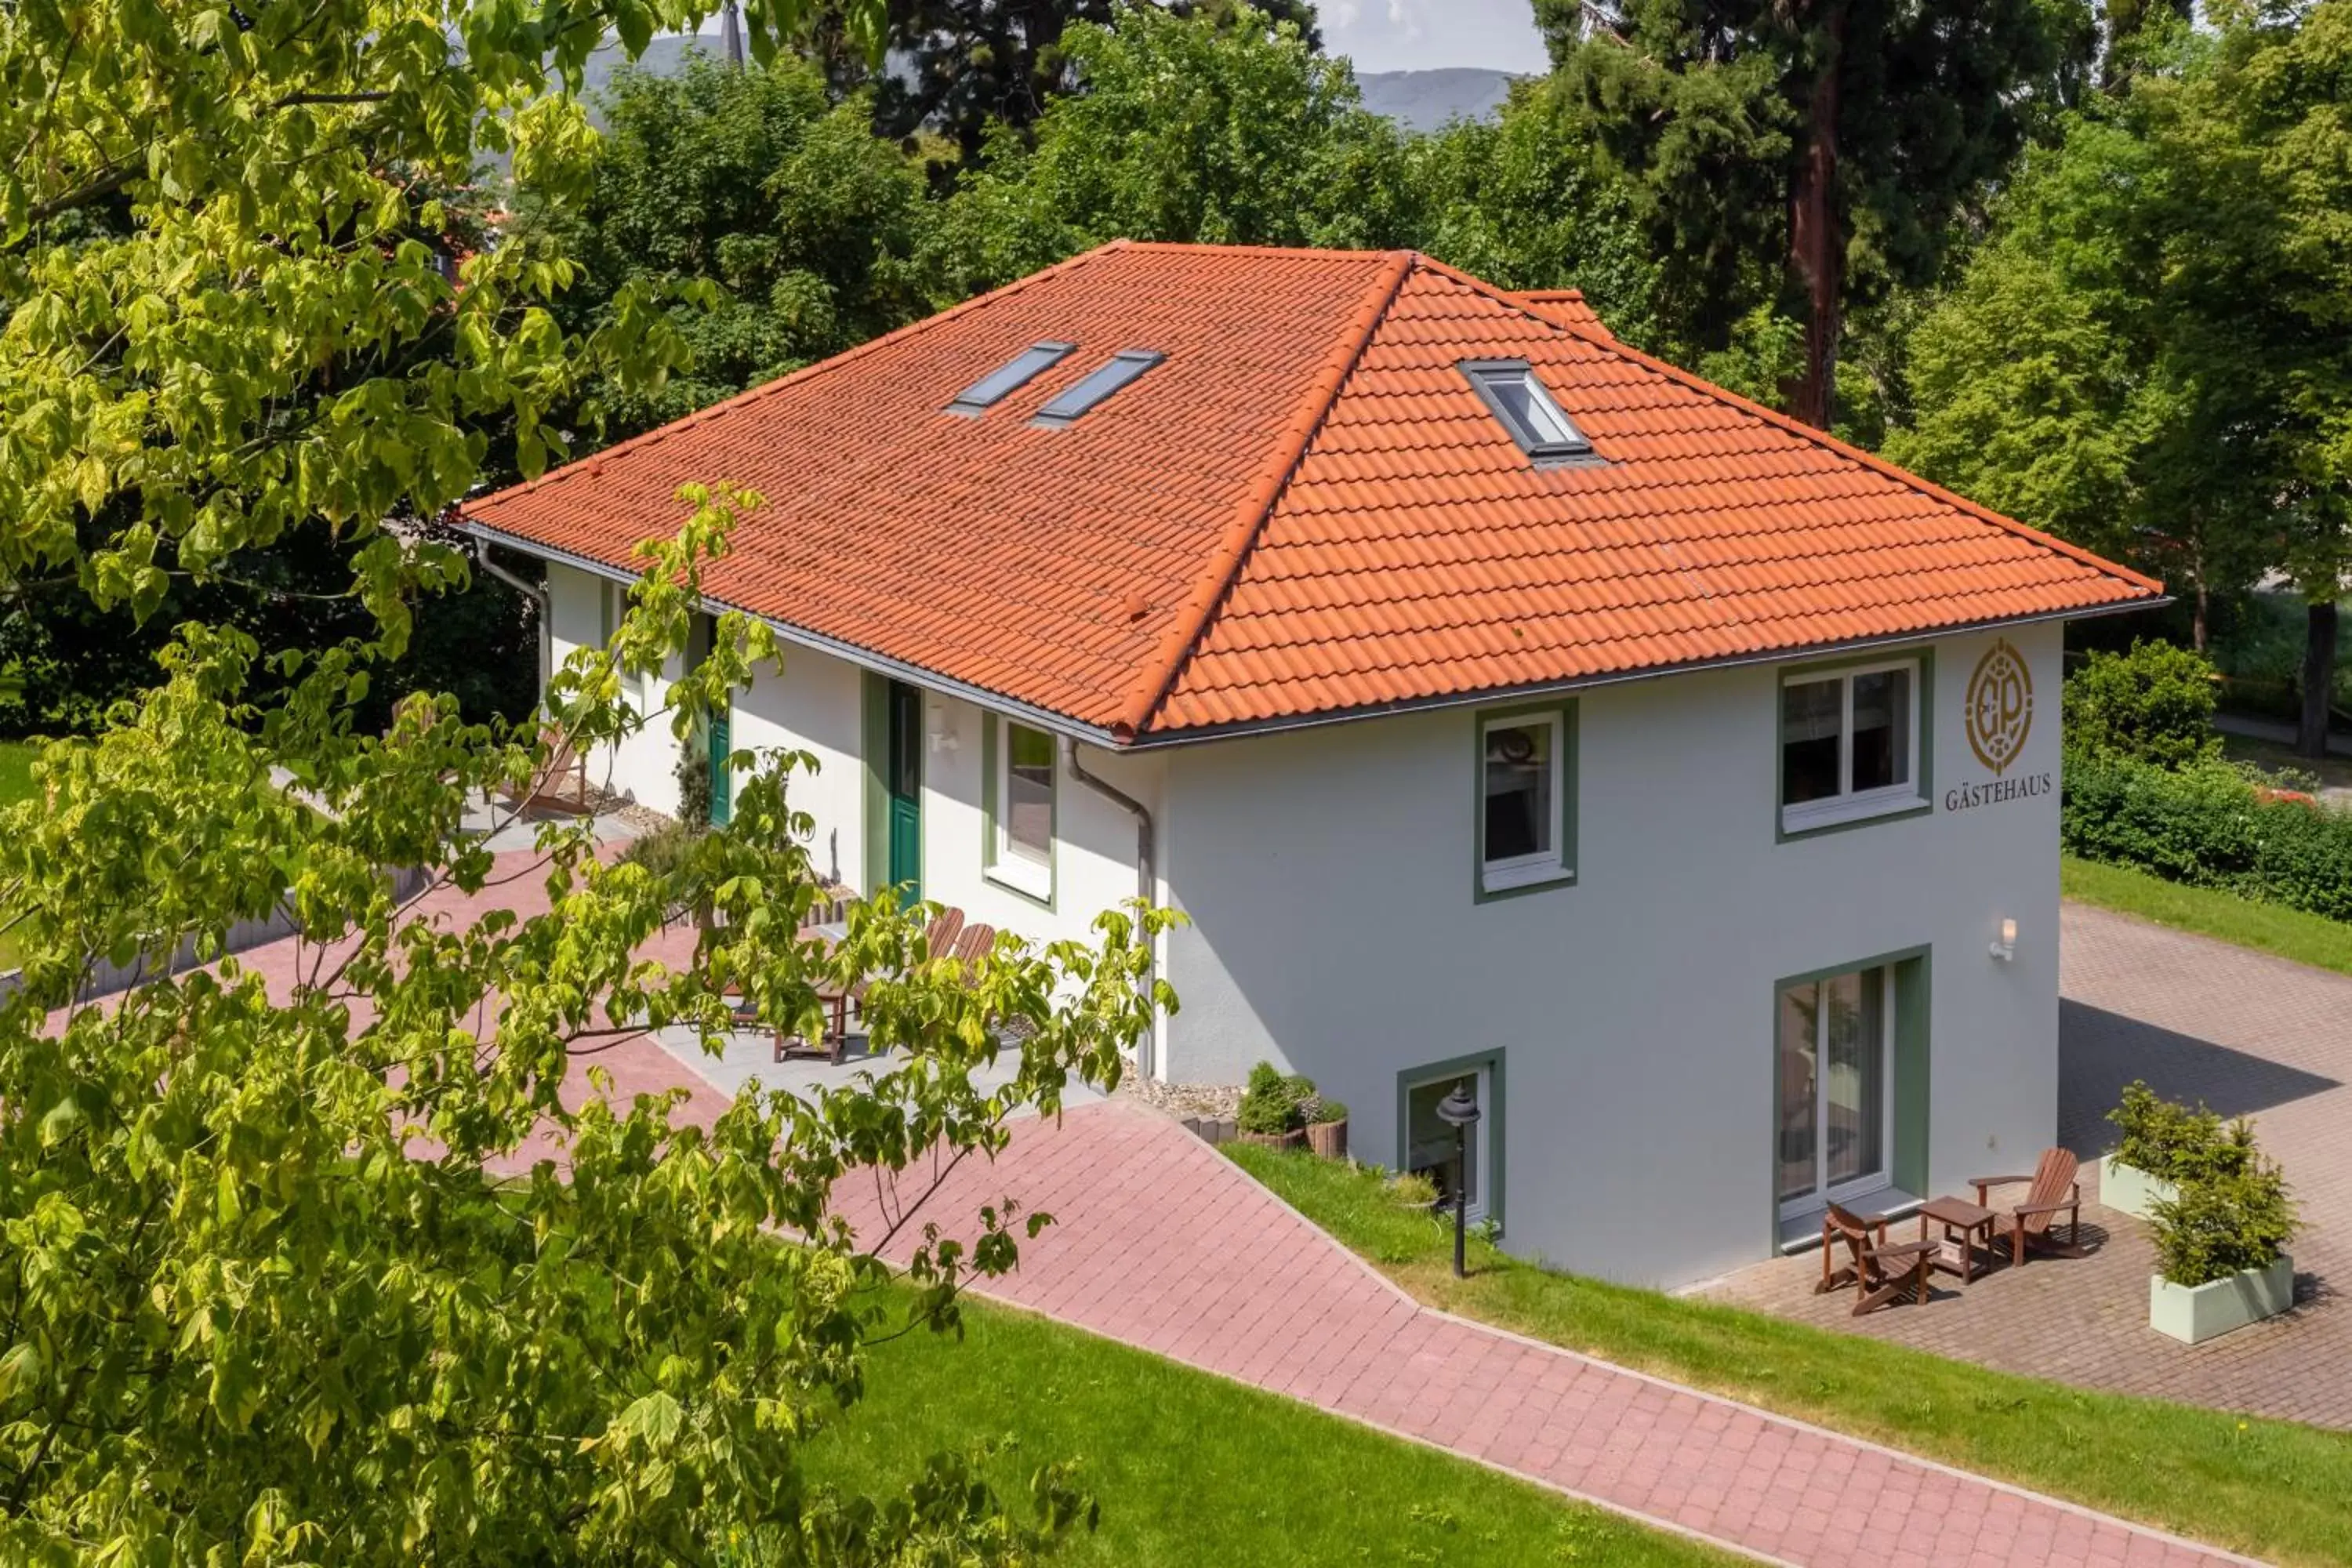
[946,340,1077,416]
[1029,349,1166,429]
[1459,359,1594,464]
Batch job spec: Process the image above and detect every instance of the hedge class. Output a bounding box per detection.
[2062,750,2352,923]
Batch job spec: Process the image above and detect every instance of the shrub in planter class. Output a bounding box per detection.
[2151,1159,2296,1287]
[1305,1098,1349,1160]
[2147,1152,2298,1343]
[1237,1061,1307,1146]
[2104,1081,2259,1219]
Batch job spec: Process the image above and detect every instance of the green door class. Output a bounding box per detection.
[886,680,921,897]
[706,697,732,826]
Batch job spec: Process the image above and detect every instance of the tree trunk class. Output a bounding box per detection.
[1784,8,1847,430]
[2301,598,2338,760]
[2190,536,2209,652]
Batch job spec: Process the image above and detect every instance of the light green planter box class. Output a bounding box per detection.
[2099,1155,2177,1221]
[2149,1255,2295,1345]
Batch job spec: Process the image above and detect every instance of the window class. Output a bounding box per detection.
[985,715,1056,902]
[1029,350,1164,428]
[1778,659,1924,833]
[1477,705,1573,897]
[946,340,1076,416]
[1399,1054,1503,1229]
[1459,358,1593,463]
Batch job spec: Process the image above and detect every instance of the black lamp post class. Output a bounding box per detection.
[1435,1080,1481,1279]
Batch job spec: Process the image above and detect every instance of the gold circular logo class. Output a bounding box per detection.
[1965,639,2034,775]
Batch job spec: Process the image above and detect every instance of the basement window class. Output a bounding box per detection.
[1460,359,1593,464]
[946,340,1076,416]
[1029,349,1166,428]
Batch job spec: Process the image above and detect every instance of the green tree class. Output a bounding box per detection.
[802,0,1321,160]
[1400,82,1661,350]
[925,3,1410,294]
[1892,5,2352,753]
[2063,639,2222,769]
[0,0,1172,1555]
[523,54,939,439]
[1534,0,2080,427]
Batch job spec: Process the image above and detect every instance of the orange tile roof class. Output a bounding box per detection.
[1509,288,1610,337]
[465,241,2161,742]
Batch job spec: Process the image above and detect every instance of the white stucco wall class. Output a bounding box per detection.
[1157,624,2066,1289]
[730,641,867,890]
[546,561,685,815]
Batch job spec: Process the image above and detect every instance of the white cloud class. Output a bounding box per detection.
[1387,0,1423,41]
[1327,0,1363,27]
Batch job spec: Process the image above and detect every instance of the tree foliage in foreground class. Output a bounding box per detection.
[0,493,1172,1561]
[0,0,1174,1558]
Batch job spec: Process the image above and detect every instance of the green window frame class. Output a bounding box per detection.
[1775,649,1934,842]
[1473,699,1577,902]
[1396,1050,1506,1235]
[982,713,1057,909]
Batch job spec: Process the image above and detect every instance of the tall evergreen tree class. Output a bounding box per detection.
[1534,0,2079,428]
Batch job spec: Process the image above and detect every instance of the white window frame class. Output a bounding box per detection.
[987,717,1055,902]
[1479,710,1570,894]
[1778,657,1924,834]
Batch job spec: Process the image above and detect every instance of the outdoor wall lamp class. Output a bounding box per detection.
[1436,1082,1482,1279]
[926,699,959,753]
[1990,917,2018,963]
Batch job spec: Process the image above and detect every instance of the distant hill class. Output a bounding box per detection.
[1356,68,1518,132]
[572,45,1520,136]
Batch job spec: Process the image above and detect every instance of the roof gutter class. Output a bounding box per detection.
[1062,738,1160,1080]
[1106,595,2173,752]
[464,516,2167,755]
[459,518,1128,748]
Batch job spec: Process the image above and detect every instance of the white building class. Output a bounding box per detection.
[465,242,2161,1288]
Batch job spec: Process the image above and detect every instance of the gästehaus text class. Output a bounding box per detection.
[1944,773,2053,812]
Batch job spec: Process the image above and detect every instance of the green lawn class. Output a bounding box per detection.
[1228,1145,2352,1568]
[804,1291,1733,1566]
[2063,853,2352,978]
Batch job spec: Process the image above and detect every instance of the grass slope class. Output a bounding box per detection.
[1229,1145,2352,1568]
[805,1294,1734,1566]
[0,741,37,970]
[2063,853,2352,978]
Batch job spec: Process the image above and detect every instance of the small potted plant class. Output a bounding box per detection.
[2103,1081,2256,1221]
[2147,1153,2298,1344]
[1306,1097,1349,1160]
[1236,1062,1308,1149]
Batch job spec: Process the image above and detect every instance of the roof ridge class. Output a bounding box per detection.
[470,239,1134,513]
[1410,253,2162,597]
[1113,249,1417,739]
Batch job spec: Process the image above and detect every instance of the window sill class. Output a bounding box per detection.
[985,855,1054,908]
[1780,789,1929,839]
[1478,858,1575,901]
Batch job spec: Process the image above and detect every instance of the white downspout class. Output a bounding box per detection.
[471,535,551,698]
[1062,736,1160,1080]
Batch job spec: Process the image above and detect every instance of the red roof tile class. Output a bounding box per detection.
[465,242,2161,741]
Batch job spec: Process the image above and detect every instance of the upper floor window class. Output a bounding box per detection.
[1780,659,1925,834]
[985,716,1057,903]
[1478,704,1576,898]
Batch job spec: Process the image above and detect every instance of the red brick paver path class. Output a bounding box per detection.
[833,1101,2251,1568]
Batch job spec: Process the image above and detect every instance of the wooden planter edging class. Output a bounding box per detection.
[1238,1128,1308,1151]
[1306,1119,1348,1160]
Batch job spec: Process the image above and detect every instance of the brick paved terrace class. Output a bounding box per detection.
[1704,902,2351,1429]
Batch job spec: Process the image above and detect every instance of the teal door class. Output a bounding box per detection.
[706,697,732,826]
[886,680,921,896]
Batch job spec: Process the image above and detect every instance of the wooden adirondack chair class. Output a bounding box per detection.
[1972,1148,2087,1267]
[790,908,969,1065]
[1817,1201,1939,1316]
[499,724,593,815]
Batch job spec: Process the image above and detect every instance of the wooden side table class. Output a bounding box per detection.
[1918,1195,1997,1286]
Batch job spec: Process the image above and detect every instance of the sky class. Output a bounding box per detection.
[1319,0,1550,76]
